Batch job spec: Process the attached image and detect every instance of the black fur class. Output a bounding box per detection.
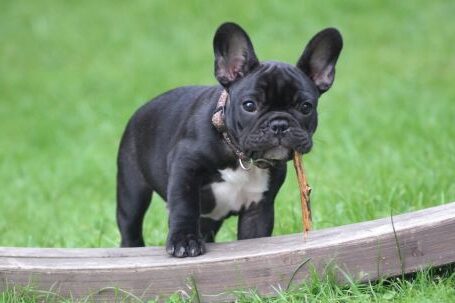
[116,22,342,257]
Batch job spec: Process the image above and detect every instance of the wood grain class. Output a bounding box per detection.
[1,202,455,302]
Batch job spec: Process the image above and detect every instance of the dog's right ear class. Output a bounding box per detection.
[213,22,259,87]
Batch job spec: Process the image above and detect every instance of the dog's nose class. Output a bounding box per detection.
[270,118,289,134]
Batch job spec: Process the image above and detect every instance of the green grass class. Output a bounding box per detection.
[2,268,454,303]
[1,0,455,301]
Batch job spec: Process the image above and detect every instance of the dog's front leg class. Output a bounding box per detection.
[237,200,275,240]
[238,163,287,240]
[166,156,206,258]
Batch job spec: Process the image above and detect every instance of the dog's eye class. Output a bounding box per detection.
[298,102,313,115]
[242,100,257,112]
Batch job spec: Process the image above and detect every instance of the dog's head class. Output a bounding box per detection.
[213,22,342,162]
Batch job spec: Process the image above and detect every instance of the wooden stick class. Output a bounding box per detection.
[293,151,312,238]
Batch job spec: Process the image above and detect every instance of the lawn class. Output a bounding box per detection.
[1,0,455,302]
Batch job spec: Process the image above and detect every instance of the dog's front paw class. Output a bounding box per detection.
[166,232,206,258]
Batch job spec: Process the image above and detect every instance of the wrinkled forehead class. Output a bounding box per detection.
[235,62,319,104]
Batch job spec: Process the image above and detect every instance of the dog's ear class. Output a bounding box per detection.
[213,22,259,87]
[297,28,343,94]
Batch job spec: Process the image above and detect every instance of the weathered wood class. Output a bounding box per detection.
[1,202,455,302]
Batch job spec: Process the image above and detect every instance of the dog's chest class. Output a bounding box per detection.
[201,166,270,220]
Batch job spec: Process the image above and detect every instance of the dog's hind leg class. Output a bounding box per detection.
[116,145,152,247]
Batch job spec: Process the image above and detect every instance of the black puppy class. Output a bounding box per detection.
[116,22,342,257]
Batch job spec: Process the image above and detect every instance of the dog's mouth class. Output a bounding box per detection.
[262,146,292,161]
[246,133,313,163]
[242,115,314,163]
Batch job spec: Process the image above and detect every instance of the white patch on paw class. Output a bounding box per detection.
[201,166,270,220]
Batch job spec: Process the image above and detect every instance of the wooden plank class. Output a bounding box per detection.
[1,202,455,302]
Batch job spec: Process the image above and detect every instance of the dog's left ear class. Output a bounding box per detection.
[213,22,259,87]
[297,28,343,94]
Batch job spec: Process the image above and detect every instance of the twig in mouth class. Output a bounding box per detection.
[293,151,312,238]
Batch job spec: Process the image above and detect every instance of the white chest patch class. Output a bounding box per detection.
[201,166,270,220]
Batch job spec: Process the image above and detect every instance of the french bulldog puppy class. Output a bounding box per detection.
[116,22,342,257]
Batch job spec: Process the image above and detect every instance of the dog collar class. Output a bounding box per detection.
[212,90,274,170]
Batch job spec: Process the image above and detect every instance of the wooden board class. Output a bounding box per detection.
[1,202,455,302]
